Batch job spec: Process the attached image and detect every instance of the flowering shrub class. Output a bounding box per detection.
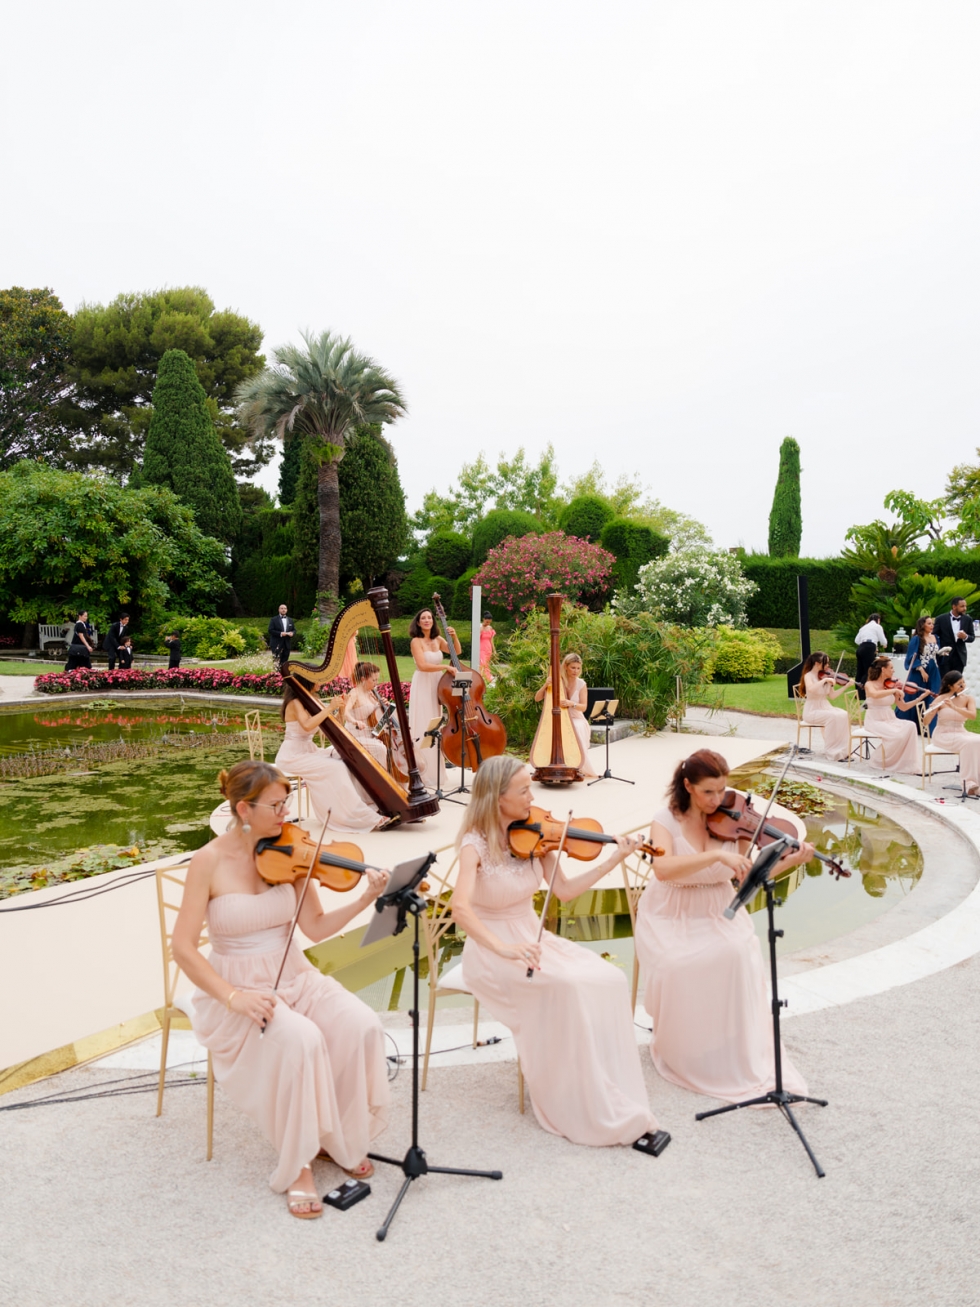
[34,666,415,702]
[473,532,615,615]
[628,547,758,627]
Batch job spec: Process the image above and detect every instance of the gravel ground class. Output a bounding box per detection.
[2,952,979,1307]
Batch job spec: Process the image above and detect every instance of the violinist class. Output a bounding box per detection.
[171,760,390,1218]
[275,680,392,832]
[451,755,667,1149]
[634,749,814,1102]
[864,656,929,774]
[923,670,980,793]
[343,661,389,767]
[533,652,598,779]
[408,607,461,785]
[799,652,852,761]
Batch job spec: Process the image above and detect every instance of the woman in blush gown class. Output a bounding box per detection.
[275,681,389,833]
[343,661,389,768]
[634,748,814,1102]
[451,755,669,1152]
[172,760,390,1219]
[533,652,598,779]
[924,670,980,792]
[408,607,461,787]
[864,656,930,775]
[799,652,852,761]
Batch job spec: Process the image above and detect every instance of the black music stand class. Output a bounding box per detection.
[585,688,632,787]
[694,839,828,1176]
[364,853,502,1240]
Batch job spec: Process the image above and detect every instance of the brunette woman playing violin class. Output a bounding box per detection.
[634,749,815,1102]
[864,656,928,774]
[799,652,852,761]
[452,754,667,1149]
[171,761,390,1219]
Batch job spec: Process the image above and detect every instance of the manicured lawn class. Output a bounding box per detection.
[762,628,850,658]
[0,661,67,675]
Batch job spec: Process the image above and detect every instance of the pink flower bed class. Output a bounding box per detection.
[34,666,413,702]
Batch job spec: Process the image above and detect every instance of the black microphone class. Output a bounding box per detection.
[724,839,788,920]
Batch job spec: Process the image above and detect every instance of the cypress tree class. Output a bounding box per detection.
[278,430,304,505]
[141,349,242,541]
[767,436,802,557]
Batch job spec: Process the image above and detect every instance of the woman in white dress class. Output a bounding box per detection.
[924,670,980,792]
[343,662,388,767]
[533,652,598,778]
[864,656,930,775]
[274,682,392,832]
[799,652,852,761]
[408,607,461,787]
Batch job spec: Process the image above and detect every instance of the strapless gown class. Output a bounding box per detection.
[635,808,807,1102]
[274,720,381,832]
[191,884,389,1191]
[457,832,658,1146]
[409,649,445,786]
[932,704,980,790]
[864,699,921,774]
[801,672,850,761]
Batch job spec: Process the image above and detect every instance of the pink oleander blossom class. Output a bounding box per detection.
[472,532,615,615]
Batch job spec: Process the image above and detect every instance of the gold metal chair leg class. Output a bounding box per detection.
[518,1062,525,1115]
[206,1053,214,1161]
[472,998,480,1048]
[630,954,639,1014]
[156,1010,171,1118]
[422,989,438,1092]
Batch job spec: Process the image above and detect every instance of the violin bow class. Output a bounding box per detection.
[259,811,331,1037]
[833,651,846,681]
[744,747,796,861]
[527,810,573,979]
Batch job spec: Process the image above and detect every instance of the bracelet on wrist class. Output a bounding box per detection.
[226,988,238,1010]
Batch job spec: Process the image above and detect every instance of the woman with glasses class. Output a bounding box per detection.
[171,759,391,1219]
[275,681,392,832]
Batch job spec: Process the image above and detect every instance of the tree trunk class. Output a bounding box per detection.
[316,456,342,620]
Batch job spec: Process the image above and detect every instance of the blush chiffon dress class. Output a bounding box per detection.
[409,649,445,787]
[565,675,598,779]
[274,721,382,832]
[801,671,850,761]
[634,808,807,1102]
[191,884,389,1191]
[457,831,659,1146]
[931,702,980,791]
[863,693,922,774]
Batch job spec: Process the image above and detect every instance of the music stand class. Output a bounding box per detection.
[585,689,632,787]
[363,853,502,1239]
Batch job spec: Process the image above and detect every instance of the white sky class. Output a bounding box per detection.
[4,2,980,556]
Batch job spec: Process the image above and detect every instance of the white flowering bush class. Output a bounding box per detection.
[627,547,758,627]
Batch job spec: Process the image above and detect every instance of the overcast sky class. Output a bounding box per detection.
[4,2,980,556]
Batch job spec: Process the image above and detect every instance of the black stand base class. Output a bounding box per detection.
[586,716,634,787]
[368,893,501,1240]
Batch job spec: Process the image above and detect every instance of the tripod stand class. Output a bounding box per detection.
[433,679,480,803]
[586,699,633,787]
[368,868,502,1240]
[694,841,828,1177]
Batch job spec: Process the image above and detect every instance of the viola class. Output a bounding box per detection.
[431,593,507,770]
[254,822,375,892]
[706,790,849,880]
[508,805,664,863]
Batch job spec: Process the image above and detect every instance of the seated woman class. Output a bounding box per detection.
[533,652,598,779]
[635,748,814,1102]
[864,656,930,775]
[452,755,667,1150]
[343,662,390,768]
[275,681,390,832]
[900,615,941,734]
[924,670,980,793]
[172,760,390,1219]
[799,652,852,761]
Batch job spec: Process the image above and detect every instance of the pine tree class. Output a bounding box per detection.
[767,436,802,557]
[140,349,242,541]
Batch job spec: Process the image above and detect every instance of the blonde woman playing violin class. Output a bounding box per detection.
[923,670,980,793]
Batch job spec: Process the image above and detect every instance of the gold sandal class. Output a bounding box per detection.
[286,1187,322,1219]
[317,1149,374,1179]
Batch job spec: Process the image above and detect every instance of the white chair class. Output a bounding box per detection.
[916,702,960,787]
[792,685,824,751]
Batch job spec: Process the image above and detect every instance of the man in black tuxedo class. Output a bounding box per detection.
[104,613,130,670]
[934,597,975,677]
[267,604,296,671]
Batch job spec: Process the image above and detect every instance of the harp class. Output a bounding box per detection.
[284,587,440,822]
[529,593,584,785]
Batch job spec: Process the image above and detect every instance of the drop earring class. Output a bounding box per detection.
[242,820,251,833]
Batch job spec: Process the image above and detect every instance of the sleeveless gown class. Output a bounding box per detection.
[409,649,445,786]
[932,703,980,791]
[274,720,382,832]
[801,671,850,760]
[191,884,389,1191]
[565,675,598,778]
[457,831,658,1146]
[864,693,921,774]
[344,687,389,767]
[634,808,807,1102]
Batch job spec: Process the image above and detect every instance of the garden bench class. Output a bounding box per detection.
[37,624,99,651]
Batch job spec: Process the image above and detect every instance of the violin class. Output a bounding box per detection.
[254,822,375,892]
[706,790,849,879]
[817,669,851,686]
[508,805,663,862]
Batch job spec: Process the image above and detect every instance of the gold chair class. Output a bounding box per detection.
[419,845,525,1112]
[244,709,264,760]
[621,843,658,1013]
[842,689,881,766]
[792,685,824,751]
[155,858,215,1159]
[916,702,960,787]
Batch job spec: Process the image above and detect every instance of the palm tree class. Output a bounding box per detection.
[235,331,406,618]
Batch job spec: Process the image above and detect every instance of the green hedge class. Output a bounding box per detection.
[234,553,316,619]
[742,557,861,628]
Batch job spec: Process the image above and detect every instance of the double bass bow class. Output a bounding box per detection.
[529,592,583,785]
[431,593,507,771]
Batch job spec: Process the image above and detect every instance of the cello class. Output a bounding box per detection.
[529,593,584,784]
[284,586,440,822]
[431,593,507,770]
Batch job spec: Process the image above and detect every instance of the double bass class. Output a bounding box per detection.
[431,593,507,770]
[284,587,440,823]
[529,593,583,784]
